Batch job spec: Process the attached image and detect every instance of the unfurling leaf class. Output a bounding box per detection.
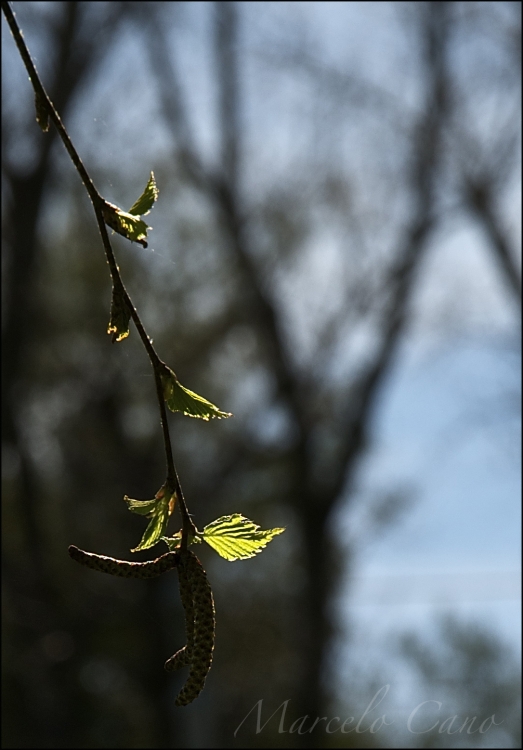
[200,514,285,561]
[34,91,49,132]
[124,484,177,552]
[161,532,201,551]
[101,173,158,248]
[125,496,159,516]
[127,172,159,216]
[160,366,232,421]
[102,201,150,247]
[107,284,130,342]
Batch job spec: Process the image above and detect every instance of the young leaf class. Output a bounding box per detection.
[161,532,201,551]
[127,172,159,217]
[200,514,285,561]
[161,534,181,551]
[124,485,177,552]
[160,366,232,421]
[125,496,159,516]
[107,284,130,342]
[102,202,150,248]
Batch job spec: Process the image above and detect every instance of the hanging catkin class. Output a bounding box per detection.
[165,550,215,706]
[164,552,195,671]
[68,545,179,578]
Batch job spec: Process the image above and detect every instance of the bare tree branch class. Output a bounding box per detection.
[464,174,521,303]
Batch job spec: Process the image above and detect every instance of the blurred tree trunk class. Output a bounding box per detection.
[214,3,452,740]
[2,1,82,737]
[1,5,177,748]
[138,1,455,742]
[464,175,521,304]
[3,1,87,575]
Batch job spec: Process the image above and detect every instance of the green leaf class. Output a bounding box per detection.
[161,534,181,551]
[124,496,158,516]
[161,532,201,551]
[200,514,285,561]
[34,91,49,132]
[101,173,158,248]
[160,366,232,421]
[107,284,130,342]
[127,172,159,217]
[102,202,150,248]
[124,485,177,552]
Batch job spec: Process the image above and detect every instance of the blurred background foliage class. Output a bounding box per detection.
[2,2,520,748]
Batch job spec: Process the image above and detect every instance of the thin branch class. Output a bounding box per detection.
[152,368,196,544]
[141,1,310,478]
[1,0,195,542]
[1,1,100,206]
[464,176,521,304]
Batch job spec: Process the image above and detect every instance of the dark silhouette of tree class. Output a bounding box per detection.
[399,615,521,748]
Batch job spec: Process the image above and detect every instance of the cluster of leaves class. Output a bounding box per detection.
[105,175,233,417]
[125,484,284,561]
[101,175,284,706]
[106,173,284,561]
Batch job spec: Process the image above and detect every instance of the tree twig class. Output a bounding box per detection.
[1,0,196,542]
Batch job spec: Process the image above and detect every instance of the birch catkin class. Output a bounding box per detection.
[165,550,216,706]
[164,553,195,671]
[68,545,179,578]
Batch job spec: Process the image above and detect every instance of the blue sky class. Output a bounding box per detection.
[334,332,520,738]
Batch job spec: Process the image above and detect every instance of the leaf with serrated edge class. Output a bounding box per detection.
[127,172,159,216]
[102,203,149,246]
[113,210,149,243]
[161,366,232,421]
[201,514,285,561]
[131,497,169,552]
[107,285,130,342]
[124,486,177,552]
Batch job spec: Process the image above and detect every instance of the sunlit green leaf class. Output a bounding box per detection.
[102,202,150,248]
[160,366,232,421]
[101,173,158,247]
[161,534,181,551]
[124,496,158,516]
[127,172,159,217]
[124,485,177,552]
[107,284,130,342]
[161,532,201,551]
[200,514,285,561]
